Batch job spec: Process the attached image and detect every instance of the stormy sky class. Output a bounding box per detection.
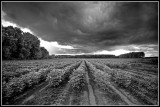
[2,2,158,56]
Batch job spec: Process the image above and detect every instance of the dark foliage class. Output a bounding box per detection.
[118,52,145,58]
[49,54,118,58]
[49,52,145,59]
[2,26,49,60]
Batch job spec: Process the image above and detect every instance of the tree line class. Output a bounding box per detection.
[2,26,145,60]
[49,52,145,59]
[2,26,49,60]
[49,54,117,58]
[118,52,145,58]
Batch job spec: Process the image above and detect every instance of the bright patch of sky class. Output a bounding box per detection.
[93,49,131,56]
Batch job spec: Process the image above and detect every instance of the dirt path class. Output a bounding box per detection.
[16,81,49,105]
[21,95,35,104]
[9,81,49,105]
[108,83,135,105]
[86,61,139,105]
[85,61,97,105]
[20,62,82,105]
[21,82,50,104]
[80,91,90,105]
[86,72,96,105]
[118,88,142,105]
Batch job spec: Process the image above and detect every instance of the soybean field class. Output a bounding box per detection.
[2,58,158,105]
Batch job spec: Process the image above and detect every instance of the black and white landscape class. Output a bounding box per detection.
[2,1,159,105]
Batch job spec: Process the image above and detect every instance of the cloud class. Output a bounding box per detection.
[93,49,131,56]
[2,20,17,27]
[39,38,78,55]
[109,44,159,57]
[2,16,78,55]
[2,2,158,56]
[92,44,158,57]
[2,19,34,34]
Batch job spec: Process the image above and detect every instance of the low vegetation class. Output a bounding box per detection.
[2,58,158,105]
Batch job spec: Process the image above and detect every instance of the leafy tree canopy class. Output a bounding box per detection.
[2,26,49,60]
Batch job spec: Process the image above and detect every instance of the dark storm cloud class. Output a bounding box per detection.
[2,2,158,53]
[2,2,82,43]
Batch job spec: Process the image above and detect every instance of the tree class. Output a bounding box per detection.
[2,46,11,60]
[118,52,145,58]
[2,26,49,60]
[40,47,49,59]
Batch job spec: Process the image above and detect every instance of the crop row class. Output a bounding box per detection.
[2,60,77,83]
[2,67,52,103]
[92,59,157,74]
[69,61,87,91]
[85,60,132,105]
[90,61,158,105]
[47,61,81,87]
[2,68,32,83]
[85,61,111,90]
[91,61,157,85]
[2,61,80,104]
